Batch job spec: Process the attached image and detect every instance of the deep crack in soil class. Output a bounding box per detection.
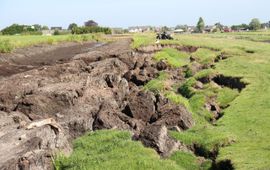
[213,75,247,92]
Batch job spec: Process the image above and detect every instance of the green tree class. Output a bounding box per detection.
[249,18,261,30]
[1,24,24,35]
[196,17,205,33]
[68,23,78,30]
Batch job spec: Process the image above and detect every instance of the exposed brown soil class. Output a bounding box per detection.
[0,39,195,169]
[0,38,241,170]
[136,44,198,54]
[0,42,104,78]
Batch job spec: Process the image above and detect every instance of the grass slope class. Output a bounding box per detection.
[169,34,270,169]
[55,32,270,170]
[54,130,183,170]
[134,32,270,169]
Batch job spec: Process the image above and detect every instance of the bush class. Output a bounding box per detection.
[72,26,111,35]
[1,24,39,35]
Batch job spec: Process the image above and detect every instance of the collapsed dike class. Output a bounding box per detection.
[0,39,243,169]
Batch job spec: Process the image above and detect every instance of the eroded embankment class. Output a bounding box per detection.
[0,39,196,169]
[137,43,248,169]
[0,39,248,169]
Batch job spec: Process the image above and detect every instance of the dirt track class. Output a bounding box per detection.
[0,42,103,78]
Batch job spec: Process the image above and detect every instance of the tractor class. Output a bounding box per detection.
[156,31,173,40]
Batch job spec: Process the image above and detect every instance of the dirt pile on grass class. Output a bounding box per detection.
[0,39,194,169]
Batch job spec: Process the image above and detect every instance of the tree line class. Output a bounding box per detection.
[0,20,112,35]
[195,17,263,33]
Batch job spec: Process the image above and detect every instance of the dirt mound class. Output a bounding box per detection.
[0,39,194,169]
[136,44,198,54]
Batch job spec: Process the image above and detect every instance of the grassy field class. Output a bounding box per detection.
[140,32,270,169]
[52,31,270,169]
[0,33,106,53]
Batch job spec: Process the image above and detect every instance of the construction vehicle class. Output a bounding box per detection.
[156,31,173,40]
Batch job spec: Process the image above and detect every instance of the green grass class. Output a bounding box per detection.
[143,71,169,93]
[193,69,215,80]
[170,151,212,170]
[154,48,190,67]
[217,87,239,108]
[0,39,14,53]
[133,32,270,169]
[0,33,105,53]
[169,34,270,169]
[54,130,183,170]
[131,33,156,49]
[164,91,191,110]
[192,48,220,65]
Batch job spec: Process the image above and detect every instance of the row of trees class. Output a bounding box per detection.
[71,26,111,34]
[1,20,111,35]
[195,17,263,33]
[1,24,49,35]
[67,20,111,35]
[232,18,261,31]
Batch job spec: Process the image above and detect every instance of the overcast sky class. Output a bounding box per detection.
[0,0,269,29]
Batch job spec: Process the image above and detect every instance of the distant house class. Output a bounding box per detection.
[85,20,98,27]
[128,27,142,33]
[204,25,216,33]
[187,26,196,33]
[174,29,185,34]
[128,26,152,33]
[223,27,232,32]
[51,27,62,30]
